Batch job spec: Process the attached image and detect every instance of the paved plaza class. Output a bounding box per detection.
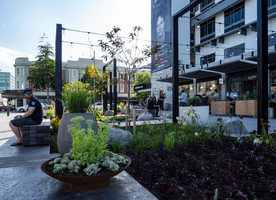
[0,111,275,200]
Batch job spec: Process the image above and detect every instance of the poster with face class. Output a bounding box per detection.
[151,0,171,73]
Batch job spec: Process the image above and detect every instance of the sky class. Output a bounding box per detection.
[0,0,151,76]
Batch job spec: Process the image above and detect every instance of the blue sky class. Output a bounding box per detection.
[0,0,151,75]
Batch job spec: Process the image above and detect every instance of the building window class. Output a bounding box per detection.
[73,70,77,78]
[17,81,19,89]
[200,53,216,65]
[120,74,124,81]
[268,0,276,7]
[120,84,124,93]
[17,68,20,76]
[21,68,24,76]
[200,17,215,43]
[224,43,245,59]
[224,2,245,33]
[201,0,215,11]
[268,0,276,15]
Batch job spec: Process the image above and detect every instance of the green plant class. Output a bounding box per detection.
[50,116,61,133]
[117,102,124,112]
[92,109,103,122]
[164,134,175,151]
[68,116,110,165]
[187,96,201,106]
[151,134,161,151]
[111,137,126,154]
[62,82,93,113]
[50,133,58,153]
[46,109,54,117]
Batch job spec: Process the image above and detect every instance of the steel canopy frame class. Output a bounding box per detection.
[172,0,204,123]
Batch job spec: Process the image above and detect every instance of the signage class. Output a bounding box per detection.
[151,0,171,73]
[219,78,224,84]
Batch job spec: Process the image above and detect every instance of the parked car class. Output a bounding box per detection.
[16,105,29,112]
[92,102,103,110]
[0,106,7,111]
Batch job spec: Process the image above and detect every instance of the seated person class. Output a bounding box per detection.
[9,88,43,146]
[147,96,159,117]
[229,89,238,101]
[141,96,147,109]
[212,89,220,100]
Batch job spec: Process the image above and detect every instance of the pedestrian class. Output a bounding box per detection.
[179,92,182,106]
[229,88,238,101]
[181,90,187,106]
[157,90,165,115]
[9,88,43,146]
[147,96,159,117]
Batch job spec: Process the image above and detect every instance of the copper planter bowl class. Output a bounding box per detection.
[41,154,131,185]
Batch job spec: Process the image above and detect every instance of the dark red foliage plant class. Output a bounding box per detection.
[126,138,276,200]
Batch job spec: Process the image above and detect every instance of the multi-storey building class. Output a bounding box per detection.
[0,71,15,106]
[152,0,276,110]
[4,57,135,107]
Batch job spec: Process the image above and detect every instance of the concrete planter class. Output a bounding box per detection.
[179,106,209,123]
[57,113,97,155]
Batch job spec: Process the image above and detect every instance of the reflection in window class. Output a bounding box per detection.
[120,84,124,93]
[224,43,245,59]
[200,53,216,65]
[224,2,244,33]
[200,17,215,43]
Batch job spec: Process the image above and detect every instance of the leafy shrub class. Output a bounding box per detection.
[117,102,124,112]
[46,109,54,117]
[187,96,201,106]
[62,82,92,113]
[164,134,175,151]
[68,116,110,165]
[50,116,61,133]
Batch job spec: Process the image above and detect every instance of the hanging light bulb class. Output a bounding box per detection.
[197,24,200,29]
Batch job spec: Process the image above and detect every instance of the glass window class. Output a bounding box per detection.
[17,81,19,89]
[201,0,215,11]
[224,2,245,33]
[268,0,276,7]
[73,70,77,78]
[120,84,124,93]
[200,17,215,43]
[17,68,20,76]
[224,43,245,59]
[200,53,216,65]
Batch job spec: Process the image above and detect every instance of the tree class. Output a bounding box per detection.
[133,71,151,102]
[81,64,112,103]
[98,26,150,108]
[27,35,55,104]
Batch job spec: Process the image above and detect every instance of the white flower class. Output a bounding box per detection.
[253,138,262,144]
[189,113,195,118]
[183,110,189,114]
[194,132,199,136]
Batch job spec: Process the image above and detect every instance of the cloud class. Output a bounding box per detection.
[0,46,35,74]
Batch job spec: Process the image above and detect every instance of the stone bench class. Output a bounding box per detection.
[22,122,50,146]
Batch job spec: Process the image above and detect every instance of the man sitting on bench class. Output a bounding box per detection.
[147,96,159,117]
[9,88,43,146]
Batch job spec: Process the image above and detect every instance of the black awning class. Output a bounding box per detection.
[1,90,25,99]
[208,59,257,73]
[247,50,276,65]
[134,83,151,92]
[157,76,193,85]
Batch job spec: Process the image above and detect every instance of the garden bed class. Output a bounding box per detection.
[125,137,276,200]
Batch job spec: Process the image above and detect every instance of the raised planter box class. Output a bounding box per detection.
[179,106,209,123]
[22,122,50,146]
[211,101,230,115]
[235,100,257,116]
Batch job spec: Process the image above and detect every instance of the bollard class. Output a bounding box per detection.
[7,106,10,116]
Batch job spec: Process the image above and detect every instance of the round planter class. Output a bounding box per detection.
[57,113,98,155]
[41,154,131,189]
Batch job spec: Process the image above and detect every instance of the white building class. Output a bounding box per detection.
[11,57,137,107]
[152,0,276,110]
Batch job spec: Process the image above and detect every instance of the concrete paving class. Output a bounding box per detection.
[0,112,157,200]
